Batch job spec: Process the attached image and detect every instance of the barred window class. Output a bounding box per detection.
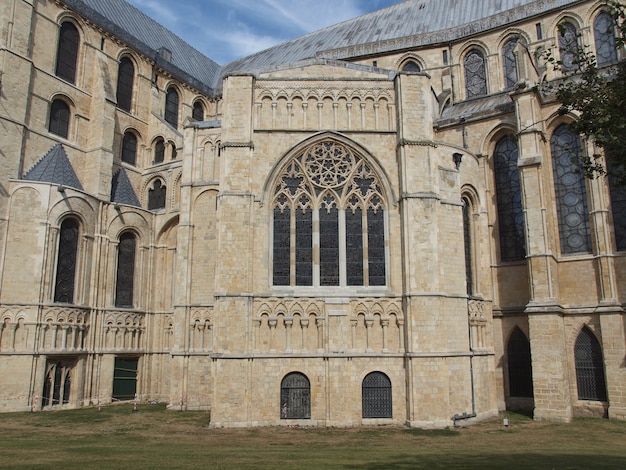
[507,328,533,398]
[502,36,520,89]
[164,87,179,128]
[575,327,607,401]
[54,218,79,304]
[362,372,392,418]
[550,124,591,254]
[121,131,137,165]
[192,101,204,121]
[464,49,487,98]
[116,57,134,112]
[49,99,70,139]
[55,22,79,83]
[558,22,579,72]
[594,11,618,66]
[272,139,386,287]
[494,135,526,261]
[115,232,136,308]
[280,372,310,419]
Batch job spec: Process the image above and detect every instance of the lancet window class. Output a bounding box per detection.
[594,11,618,66]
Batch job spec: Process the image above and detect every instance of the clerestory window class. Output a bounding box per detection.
[272,139,386,287]
[55,22,79,84]
[594,11,618,66]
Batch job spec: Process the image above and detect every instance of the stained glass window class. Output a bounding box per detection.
[558,22,579,72]
[464,49,487,98]
[550,125,592,254]
[55,22,79,83]
[575,327,607,401]
[362,372,392,418]
[502,36,520,89]
[594,11,618,66]
[272,139,386,287]
[54,218,79,303]
[494,135,526,261]
[608,168,626,251]
[116,57,134,112]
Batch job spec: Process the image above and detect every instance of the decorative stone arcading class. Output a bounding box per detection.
[103,311,145,351]
[468,299,489,350]
[189,307,213,352]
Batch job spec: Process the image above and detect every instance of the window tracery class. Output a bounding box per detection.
[464,48,487,98]
[502,36,521,89]
[594,11,618,66]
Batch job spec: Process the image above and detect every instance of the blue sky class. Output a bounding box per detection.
[125,0,400,65]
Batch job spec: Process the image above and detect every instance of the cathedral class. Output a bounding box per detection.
[0,0,624,428]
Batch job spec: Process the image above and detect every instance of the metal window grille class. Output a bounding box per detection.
[115,233,136,308]
[362,372,392,418]
[280,373,310,419]
[121,131,137,165]
[55,22,79,83]
[116,57,134,112]
[49,99,70,138]
[494,135,526,261]
[164,88,179,128]
[594,12,617,66]
[507,328,533,398]
[54,218,79,303]
[575,328,607,401]
[464,49,487,98]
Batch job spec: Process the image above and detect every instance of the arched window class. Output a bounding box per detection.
[507,328,533,398]
[148,179,166,210]
[280,372,310,419]
[54,218,79,303]
[594,11,618,66]
[402,60,421,72]
[494,135,526,261]
[550,124,591,254]
[121,131,137,165]
[462,196,474,295]
[154,138,165,164]
[115,232,136,308]
[164,87,179,128]
[272,139,386,287]
[116,57,134,112]
[42,361,73,407]
[502,36,520,89]
[192,101,204,121]
[575,327,607,401]
[362,372,392,418]
[49,99,70,138]
[168,141,177,160]
[608,169,626,251]
[464,48,487,98]
[558,21,579,72]
[55,22,79,83]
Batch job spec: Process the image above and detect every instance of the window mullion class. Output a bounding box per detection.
[290,206,296,286]
[312,208,320,286]
[362,207,369,287]
[339,208,347,286]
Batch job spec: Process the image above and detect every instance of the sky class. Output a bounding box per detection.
[125,0,401,65]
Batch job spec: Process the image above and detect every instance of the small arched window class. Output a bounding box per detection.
[116,57,135,112]
[550,124,591,254]
[154,138,165,164]
[121,131,137,165]
[401,61,421,72]
[164,87,179,128]
[49,99,71,138]
[54,218,79,304]
[575,327,607,401]
[558,21,579,72]
[168,141,177,160]
[280,372,310,419]
[507,328,533,398]
[192,101,204,121]
[55,22,79,83]
[115,232,136,308]
[494,135,526,261]
[148,179,166,210]
[502,36,520,89]
[464,48,488,98]
[594,11,618,66]
[362,372,392,418]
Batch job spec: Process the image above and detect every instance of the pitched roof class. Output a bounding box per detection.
[61,0,220,96]
[22,143,83,190]
[111,168,141,207]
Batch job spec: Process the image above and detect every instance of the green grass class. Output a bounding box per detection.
[0,405,625,469]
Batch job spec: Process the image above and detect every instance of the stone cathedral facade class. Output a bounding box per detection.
[0,0,625,427]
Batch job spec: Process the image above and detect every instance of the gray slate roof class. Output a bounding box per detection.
[23,143,83,191]
[111,168,141,207]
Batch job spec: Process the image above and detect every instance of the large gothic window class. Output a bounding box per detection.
[42,360,73,407]
[594,11,618,66]
[115,232,136,308]
[550,125,592,255]
[116,57,134,112]
[280,372,310,419]
[54,218,79,304]
[49,99,70,139]
[272,139,386,287]
[558,22,579,72]
[494,135,526,261]
[55,22,79,83]
[362,372,392,418]
[507,328,533,398]
[502,36,520,89]
[464,49,487,98]
[121,131,137,165]
[164,87,179,128]
[608,170,626,251]
[575,327,607,401]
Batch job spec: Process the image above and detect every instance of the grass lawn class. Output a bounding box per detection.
[0,404,625,469]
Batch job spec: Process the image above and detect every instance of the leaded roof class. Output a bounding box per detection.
[111,168,141,208]
[23,143,83,191]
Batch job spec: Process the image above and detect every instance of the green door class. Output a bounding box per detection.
[112,358,138,401]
